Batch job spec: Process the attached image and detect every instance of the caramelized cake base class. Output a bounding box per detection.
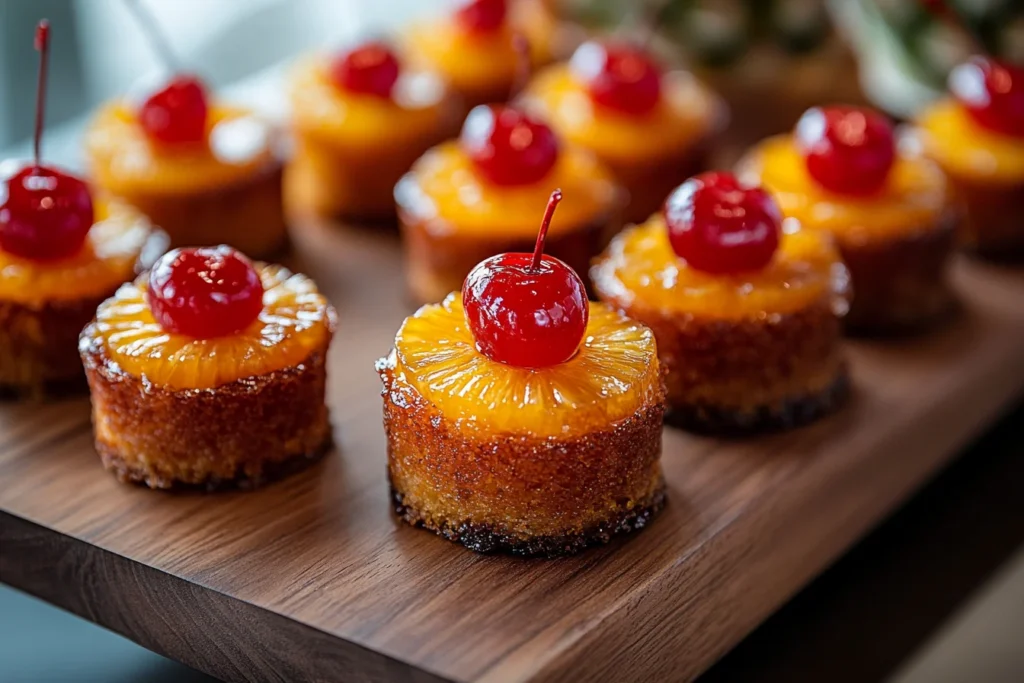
[378,359,665,557]
[113,164,288,260]
[1,296,108,397]
[612,300,848,434]
[953,177,1024,261]
[839,212,957,335]
[81,341,331,490]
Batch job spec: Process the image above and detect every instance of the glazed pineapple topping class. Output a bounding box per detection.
[664,171,781,275]
[460,104,560,185]
[949,56,1024,138]
[125,0,209,145]
[147,246,265,339]
[0,20,94,261]
[569,40,662,116]
[795,105,895,195]
[454,0,507,35]
[462,189,589,367]
[330,41,401,99]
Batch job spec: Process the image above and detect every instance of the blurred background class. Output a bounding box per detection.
[3,0,1024,149]
[1,0,1022,681]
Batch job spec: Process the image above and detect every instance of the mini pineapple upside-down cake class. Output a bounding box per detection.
[378,191,666,556]
[401,0,555,110]
[738,105,956,334]
[523,39,726,225]
[80,246,336,489]
[395,103,619,304]
[1,22,164,398]
[592,171,850,434]
[84,0,287,260]
[286,39,460,222]
[915,57,1024,260]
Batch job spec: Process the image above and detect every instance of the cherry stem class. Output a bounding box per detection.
[124,0,182,72]
[510,33,531,100]
[32,20,50,169]
[531,189,562,272]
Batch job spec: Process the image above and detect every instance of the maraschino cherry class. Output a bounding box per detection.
[330,40,401,99]
[125,0,209,145]
[0,21,94,262]
[460,105,559,186]
[795,105,896,196]
[454,0,507,35]
[949,56,1024,138]
[147,246,265,339]
[569,41,662,116]
[664,172,781,275]
[462,189,588,368]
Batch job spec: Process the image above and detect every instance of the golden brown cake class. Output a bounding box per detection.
[396,104,619,303]
[85,92,288,259]
[378,294,664,556]
[80,246,336,489]
[915,57,1024,260]
[381,191,664,555]
[592,171,849,433]
[286,42,460,222]
[738,106,956,334]
[524,40,726,224]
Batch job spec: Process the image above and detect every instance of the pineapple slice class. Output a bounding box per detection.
[89,265,335,391]
[390,293,662,438]
[592,216,847,319]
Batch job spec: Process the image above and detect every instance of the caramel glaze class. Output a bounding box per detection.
[377,358,666,557]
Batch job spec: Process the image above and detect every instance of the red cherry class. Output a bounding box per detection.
[664,171,781,275]
[569,41,662,116]
[0,22,94,261]
[454,0,507,35]
[460,105,559,186]
[462,190,588,368]
[147,246,265,339]
[330,41,401,98]
[949,57,1024,138]
[0,165,94,261]
[139,75,209,146]
[795,105,896,196]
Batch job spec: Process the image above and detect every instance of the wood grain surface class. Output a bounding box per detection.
[2,219,1024,683]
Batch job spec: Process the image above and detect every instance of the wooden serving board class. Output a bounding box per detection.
[2,220,1023,683]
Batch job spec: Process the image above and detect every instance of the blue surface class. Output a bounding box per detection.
[0,585,217,683]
